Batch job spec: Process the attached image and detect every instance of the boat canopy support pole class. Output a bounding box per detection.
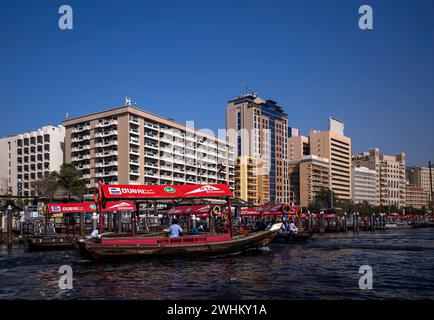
[98,205,104,235]
[131,202,138,236]
[227,197,233,238]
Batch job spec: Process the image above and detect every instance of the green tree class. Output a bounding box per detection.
[58,163,86,197]
[33,171,60,199]
[33,164,86,200]
[308,188,338,211]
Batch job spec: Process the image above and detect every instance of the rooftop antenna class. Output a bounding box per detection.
[242,83,257,97]
[125,96,132,106]
[65,112,69,120]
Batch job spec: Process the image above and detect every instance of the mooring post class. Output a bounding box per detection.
[80,212,84,237]
[307,212,312,232]
[92,212,98,231]
[320,211,324,234]
[0,211,3,242]
[7,205,13,248]
[344,212,347,232]
[356,212,360,232]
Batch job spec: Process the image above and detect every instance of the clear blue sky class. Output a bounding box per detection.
[1,0,433,166]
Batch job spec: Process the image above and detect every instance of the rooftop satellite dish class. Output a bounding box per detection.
[65,113,69,119]
[125,96,132,106]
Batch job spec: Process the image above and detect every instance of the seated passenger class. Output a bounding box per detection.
[168,219,183,238]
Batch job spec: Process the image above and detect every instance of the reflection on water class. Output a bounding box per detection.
[1,229,433,300]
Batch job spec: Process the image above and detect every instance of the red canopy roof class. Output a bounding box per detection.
[100,184,233,200]
[48,201,135,214]
[168,204,212,215]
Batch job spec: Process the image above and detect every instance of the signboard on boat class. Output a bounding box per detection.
[47,201,135,213]
[100,184,233,199]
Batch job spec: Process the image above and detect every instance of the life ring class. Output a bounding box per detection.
[211,205,221,217]
[221,212,229,221]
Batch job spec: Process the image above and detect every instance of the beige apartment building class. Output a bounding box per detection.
[234,156,269,205]
[288,134,310,161]
[289,155,331,207]
[353,148,406,208]
[226,94,290,205]
[63,104,235,193]
[309,118,352,202]
[406,166,433,207]
[405,184,428,209]
[0,125,65,196]
[352,166,377,206]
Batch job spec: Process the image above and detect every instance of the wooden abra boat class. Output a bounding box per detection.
[274,230,313,243]
[25,234,75,251]
[80,183,281,260]
[84,225,281,260]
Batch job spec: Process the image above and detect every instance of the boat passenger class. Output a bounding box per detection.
[288,219,298,241]
[191,225,199,234]
[168,219,183,238]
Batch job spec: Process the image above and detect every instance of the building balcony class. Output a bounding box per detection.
[72,125,90,133]
[129,117,139,125]
[144,132,159,140]
[130,170,140,176]
[130,159,139,166]
[95,141,118,148]
[95,130,118,138]
[129,138,140,145]
[145,142,159,150]
[129,128,140,136]
[72,155,91,161]
[145,172,159,178]
[145,162,158,168]
[160,137,173,144]
[76,164,91,170]
[72,135,90,142]
[144,122,159,130]
[160,146,172,153]
[97,119,118,127]
[145,152,159,159]
[72,145,91,152]
[95,161,118,168]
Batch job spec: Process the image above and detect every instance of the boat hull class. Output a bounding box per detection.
[274,231,313,243]
[25,235,75,251]
[83,224,282,260]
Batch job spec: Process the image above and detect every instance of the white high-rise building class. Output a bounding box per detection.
[352,166,377,206]
[0,125,65,196]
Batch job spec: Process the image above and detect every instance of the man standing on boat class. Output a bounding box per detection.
[168,219,183,238]
[288,219,298,241]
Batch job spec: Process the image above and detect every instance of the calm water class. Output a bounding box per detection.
[1,228,433,300]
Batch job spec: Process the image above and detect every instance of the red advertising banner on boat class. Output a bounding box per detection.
[100,184,233,199]
[48,201,135,213]
[48,202,97,214]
